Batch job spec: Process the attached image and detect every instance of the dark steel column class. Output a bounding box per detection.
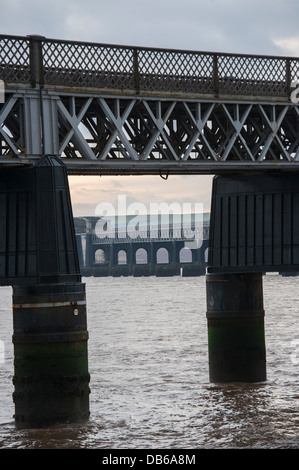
[12,282,90,427]
[206,172,299,383]
[0,155,90,427]
[206,272,266,382]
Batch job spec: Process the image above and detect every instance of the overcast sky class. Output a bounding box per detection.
[1,0,299,215]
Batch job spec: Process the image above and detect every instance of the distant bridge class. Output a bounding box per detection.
[74,214,209,276]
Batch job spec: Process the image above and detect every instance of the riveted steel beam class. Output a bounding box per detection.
[1,89,299,174]
[1,34,299,174]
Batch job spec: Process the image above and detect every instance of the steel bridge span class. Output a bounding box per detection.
[1,34,299,427]
[1,34,299,174]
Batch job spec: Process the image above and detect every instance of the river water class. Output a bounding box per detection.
[0,273,298,449]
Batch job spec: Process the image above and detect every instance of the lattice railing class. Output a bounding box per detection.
[42,39,137,89]
[0,35,31,83]
[0,34,299,97]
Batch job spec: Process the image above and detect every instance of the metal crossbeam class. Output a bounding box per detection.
[0,35,299,174]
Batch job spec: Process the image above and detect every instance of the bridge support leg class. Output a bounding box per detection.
[205,171,299,382]
[206,272,266,382]
[0,154,90,427]
[12,282,90,427]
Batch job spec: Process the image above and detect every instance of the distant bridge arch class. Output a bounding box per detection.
[135,248,148,265]
[117,250,127,265]
[156,247,169,264]
[179,247,193,263]
[95,248,105,264]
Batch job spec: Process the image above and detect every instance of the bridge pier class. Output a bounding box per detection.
[206,272,266,382]
[0,155,90,427]
[12,282,89,427]
[206,172,299,382]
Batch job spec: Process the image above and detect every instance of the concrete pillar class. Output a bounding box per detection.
[12,282,90,427]
[75,234,84,268]
[206,272,266,383]
[85,233,94,268]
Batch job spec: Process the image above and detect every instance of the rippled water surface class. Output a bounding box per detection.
[0,274,299,449]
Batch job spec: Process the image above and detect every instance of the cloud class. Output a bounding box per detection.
[65,10,105,41]
[0,0,298,56]
[58,0,299,55]
[69,175,213,216]
[273,36,299,56]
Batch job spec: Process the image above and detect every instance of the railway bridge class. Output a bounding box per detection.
[1,34,299,427]
[74,214,209,277]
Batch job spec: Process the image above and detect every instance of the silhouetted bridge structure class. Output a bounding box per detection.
[74,215,209,277]
[1,34,299,427]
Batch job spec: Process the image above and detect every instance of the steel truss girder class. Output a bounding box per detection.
[1,88,299,175]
